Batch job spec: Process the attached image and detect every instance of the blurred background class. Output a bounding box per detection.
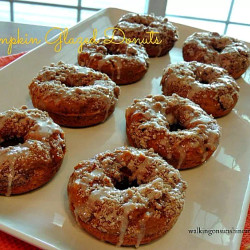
[0,0,249,42]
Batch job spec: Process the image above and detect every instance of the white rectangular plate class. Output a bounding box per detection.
[0,8,250,250]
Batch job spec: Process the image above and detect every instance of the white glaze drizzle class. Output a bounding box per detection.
[0,145,29,196]
[73,207,81,225]
[114,58,123,80]
[33,118,60,139]
[6,155,17,196]
[176,144,186,169]
[68,147,188,248]
[117,202,137,247]
[187,82,202,99]
[135,218,146,248]
[201,151,209,162]
[0,108,65,196]
[89,186,112,201]
[206,130,220,151]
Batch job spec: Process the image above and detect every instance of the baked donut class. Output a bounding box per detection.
[0,106,66,196]
[126,94,220,169]
[29,61,120,127]
[68,146,187,247]
[78,36,149,85]
[114,13,178,57]
[183,32,250,79]
[161,61,240,117]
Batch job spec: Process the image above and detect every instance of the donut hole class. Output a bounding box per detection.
[169,123,186,132]
[165,112,186,131]
[0,136,25,148]
[198,78,210,84]
[113,166,139,190]
[114,177,139,190]
[60,74,108,88]
[211,43,224,53]
[195,70,212,84]
[104,43,127,55]
[213,47,223,53]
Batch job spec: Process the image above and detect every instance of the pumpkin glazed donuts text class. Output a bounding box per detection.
[115,13,178,57]
[78,36,149,85]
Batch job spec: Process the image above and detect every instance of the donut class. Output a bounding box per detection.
[183,32,250,79]
[78,36,149,85]
[126,94,221,169]
[68,146,187,247]
[160,61,240,118]
[114,13,178,57]
[0,106,66,196]
[29,61,120,127]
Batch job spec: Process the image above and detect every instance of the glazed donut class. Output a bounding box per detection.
[161,61,240,118]
[126,94,220,169]
[183,32,250,79]
[0,106,66,196]
[78,36,149,85]
[29,61,120,127]
[68,146,187,247]
[114,13,178,57]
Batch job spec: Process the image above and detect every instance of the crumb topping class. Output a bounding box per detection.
[78,36,149,81]
[68,147,187,246]
[126,94,221,169]
[29,61,120,115]
[161,61,240,115]
[183,32,250,78]
[37,61,110,86]
[114,13,178,56]
[0,106,66,195]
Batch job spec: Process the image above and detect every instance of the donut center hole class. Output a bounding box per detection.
[213,47,223,53]
[169,123,186,132]
[61,75,106,87]
[114,177,139,190]
[199,79,210,84]
[195,73,211,84]
[0,137,25,148]
[211,43,224,53]
[106,45,127,55]
[114,166,139,190]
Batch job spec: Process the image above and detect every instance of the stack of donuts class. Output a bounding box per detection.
[1,10,249,249]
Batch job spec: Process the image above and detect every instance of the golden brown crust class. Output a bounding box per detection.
[72,209,179,246]
[46,105,116,128]
[183,32,250,79]
[78,36,149,85]
[29,61,120,127]
[68,147,187,247]
[114,13,178,57]
[0,106,66,195]
[126,94,221,170]
[161,61,240,117]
